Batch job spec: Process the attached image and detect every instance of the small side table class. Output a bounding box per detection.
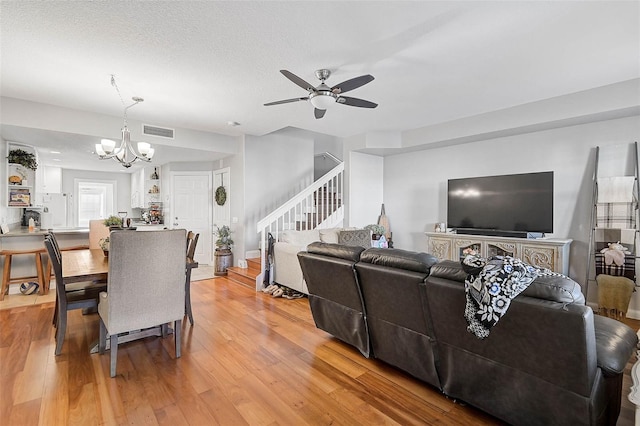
[628,330,640,423]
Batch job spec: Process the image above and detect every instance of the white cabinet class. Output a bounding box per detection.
[40,166,62,193]
[34,166,62,205]
[425,232,572,275]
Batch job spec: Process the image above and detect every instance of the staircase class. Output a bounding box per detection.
[255,162,344,290]
[226,257,261,289]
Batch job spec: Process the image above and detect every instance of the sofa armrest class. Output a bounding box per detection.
[594,314,638,376]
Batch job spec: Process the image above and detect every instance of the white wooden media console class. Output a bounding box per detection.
[425,232,572,275]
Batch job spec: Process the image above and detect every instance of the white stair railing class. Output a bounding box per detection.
[255,162,344,290]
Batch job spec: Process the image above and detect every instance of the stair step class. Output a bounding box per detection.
[226,258,261,289]
[247,257,261,269]
[226,267,256,289]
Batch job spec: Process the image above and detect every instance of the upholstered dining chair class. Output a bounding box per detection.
[185,231,199,325]
[44,232,106,356]
[98,229,186,377]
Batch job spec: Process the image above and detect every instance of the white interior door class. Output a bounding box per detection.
[213,168,231,227]
[170,172,212,264]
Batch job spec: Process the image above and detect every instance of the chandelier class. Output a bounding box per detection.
[95,76,155,168]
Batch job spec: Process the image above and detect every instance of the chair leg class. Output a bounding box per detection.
[185,270,194,325]
[109,334,118,378]
[1,254,12,301]
[175,319,182,358]
[52,297,58,326]
[35,253,46,295]
[55,309,66,356]
[99,318,106,354]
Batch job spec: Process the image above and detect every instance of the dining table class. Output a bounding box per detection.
[61,248,195,353]
[62,248,108,284]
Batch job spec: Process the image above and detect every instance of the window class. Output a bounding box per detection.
[75,180,116,227]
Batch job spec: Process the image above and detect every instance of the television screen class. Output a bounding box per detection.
[447,171,553,235]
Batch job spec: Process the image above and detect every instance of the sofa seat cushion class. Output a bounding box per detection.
[594,314,638,376]
[429,259,585,305]
[307,242,365,262]
[360,248,438,273]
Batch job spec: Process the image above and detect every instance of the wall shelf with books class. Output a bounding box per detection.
[6,143,38,208]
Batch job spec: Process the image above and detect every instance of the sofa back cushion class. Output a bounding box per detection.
[307,241,365,262]
[422,275,597,404]
[429,260,585,305]
[360,248,438,273]
[318,228,342,244]
[279,229,320,247]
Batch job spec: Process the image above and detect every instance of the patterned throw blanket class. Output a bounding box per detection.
[461,254,565,339]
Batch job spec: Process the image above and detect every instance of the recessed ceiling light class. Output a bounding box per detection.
[227,121,240,127]
[50,150,61,154]
[52,159,61,162]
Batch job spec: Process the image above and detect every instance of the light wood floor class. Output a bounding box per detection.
[0,277,636,425]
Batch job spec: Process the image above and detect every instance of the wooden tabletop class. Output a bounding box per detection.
[62,249,109,284]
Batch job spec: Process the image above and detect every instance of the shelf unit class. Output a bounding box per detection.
[6,143,38,208]
[425,232,572,275]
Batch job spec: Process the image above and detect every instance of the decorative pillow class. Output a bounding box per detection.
[279,230,320,247]
[338,229,372,249]
[319,228,341,244]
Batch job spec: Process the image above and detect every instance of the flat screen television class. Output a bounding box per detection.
[447,171,553,237]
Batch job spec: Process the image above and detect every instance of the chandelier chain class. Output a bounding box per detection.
[110,74,136,125]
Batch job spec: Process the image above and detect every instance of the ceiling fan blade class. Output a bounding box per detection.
[314,108,326,119]
[280,70,316,92]
[337,96,378,108]
[264,97,308,106]
[331,74,374,94]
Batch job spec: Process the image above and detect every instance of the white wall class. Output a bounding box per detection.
[244,132,314,249]
[348,151,384,228]
[383,115,640,312]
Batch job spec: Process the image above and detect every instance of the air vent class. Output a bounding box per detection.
[142,124,174,139]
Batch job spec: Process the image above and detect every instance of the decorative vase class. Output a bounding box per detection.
[103,250,109,257]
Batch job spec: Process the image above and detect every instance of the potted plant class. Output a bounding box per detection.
[7,149,38,170]
[364,224,386,240]
[213,224,234,249]
[213,225,234,276]
[103,215,123,230]
[99,237,110,257]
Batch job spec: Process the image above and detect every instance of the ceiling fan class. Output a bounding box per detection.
[264,69,377,119]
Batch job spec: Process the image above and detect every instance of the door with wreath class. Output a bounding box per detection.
[213,168,231,229]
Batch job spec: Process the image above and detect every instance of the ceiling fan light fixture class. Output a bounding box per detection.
[309,92,336,110]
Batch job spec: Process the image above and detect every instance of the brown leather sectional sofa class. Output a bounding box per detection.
[298,242,638,425]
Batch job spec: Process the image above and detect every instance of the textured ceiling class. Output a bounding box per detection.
[1,1,639,169]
